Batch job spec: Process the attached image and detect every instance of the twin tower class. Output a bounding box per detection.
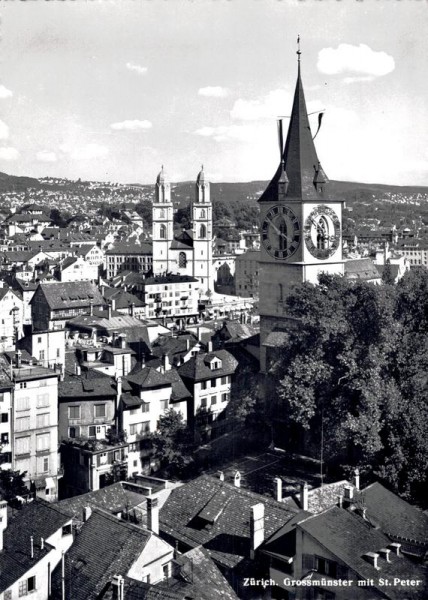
[152,166,215,296]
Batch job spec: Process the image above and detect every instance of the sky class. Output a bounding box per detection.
[0,0,427,186]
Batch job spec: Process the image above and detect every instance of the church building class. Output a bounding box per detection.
[259,46,344,372]
[152,166,215,297]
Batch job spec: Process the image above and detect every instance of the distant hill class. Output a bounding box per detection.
[0,171,41,191]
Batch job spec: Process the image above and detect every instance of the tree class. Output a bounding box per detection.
[271,273,428,505]
[381,260,395,285]
[0,469,29,501]
[149,410,196,477]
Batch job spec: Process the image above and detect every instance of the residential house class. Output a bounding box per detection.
[31,281,105,331]
[177,348,238,440]
[103,287,146,318]
[0,287,24,351]
[0,355,13,470]
[57,255,98,282]
[235,250,260,298]
[105,242,152,279]
[0,499,74,600]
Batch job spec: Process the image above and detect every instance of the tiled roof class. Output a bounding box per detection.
[218,321,259,343]
[57,482,148,517]
[59,373,117,399]
[361,482,428,550]
[298,480,353,513]
[50,509,151,600]
[177,349,238,382]
[151,334,197,361]
[105,242,152,255]
[344,258,381,280]
[159,474,299,569]
[162,369,192,402]
[140,274,198,285]
[33,281,104,310]
[298,507,427,599]
[127,366,170,389]
[0,354,13,387]
[103,287,145,309]
[0,500,72,593]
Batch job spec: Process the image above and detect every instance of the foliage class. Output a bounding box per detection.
[0,469,29,501]
[148,409,196,477]
[271,270,428,505]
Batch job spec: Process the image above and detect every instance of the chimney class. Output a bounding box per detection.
[197,327,202,342]
[379,548,391,562]
[120,334,127,349]
[16,349,22,368]
[112,575,125,600]
[343,484,354,501]
[75,364,81,377]
[30,536,34,559]
[111,298,116,311]
[41,537,44,550]
[364,552,380,569]
[83,506,92,522]
[186,338,190,351]
[354,468,360,490]
[89,300,94,316]
[234,471,241,488]
[130,302,135,317]
[112,331,119,345]
[0,500,8,551]
[162,354,170,372]
[274,477,282,502]
[300,482,309,511]
[147,497,159,534]
[107,305,112,320]
[218,471,224,481]
[389,543,401,556]
[207,340,213,353]
[250,503,265,559]
[338,494,343,508]
[116,375,122,399]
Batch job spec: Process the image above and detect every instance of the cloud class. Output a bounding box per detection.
[126,62,148,75]
[0,120,9,140]
[194,123,263,143]
[198,86,229,98]
[230,89,293,121]
[317,44,395,78]
[36,150,57,162]
[110,119,152,131]
[60,143,108,160]
[0,85,13,99]
[0,147,19,160]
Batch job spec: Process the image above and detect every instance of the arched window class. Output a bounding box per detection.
[160,224,166,240]
[317,217,329,250]
[160,209,165,219]
[278,218,288,251]
[200,208,206,219]
[199,224,206,239]
[179,252,187,268]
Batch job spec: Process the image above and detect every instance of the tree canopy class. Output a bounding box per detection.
[270,269,428,505]
[149,409,196,477]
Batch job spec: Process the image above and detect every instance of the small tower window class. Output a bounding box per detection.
[160,224,166,240]
[200,208,206,219]
[199,224,206,239]
[179,252,187,268]
[160,209,165,219]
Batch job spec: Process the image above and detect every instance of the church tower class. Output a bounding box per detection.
[192,166,214,296]
[152,166,174,275]
[259,44,344,372]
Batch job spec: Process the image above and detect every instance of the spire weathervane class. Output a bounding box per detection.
[297,35,301,62]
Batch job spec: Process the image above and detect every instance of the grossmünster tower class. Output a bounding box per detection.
[259,46,344,372]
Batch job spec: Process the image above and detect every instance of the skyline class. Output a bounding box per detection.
[0,1,427,186]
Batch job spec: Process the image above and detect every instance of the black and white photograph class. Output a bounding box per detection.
[0,1,427,599]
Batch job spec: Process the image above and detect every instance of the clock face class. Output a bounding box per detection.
[304,205,341,259]
[262,205,301,259]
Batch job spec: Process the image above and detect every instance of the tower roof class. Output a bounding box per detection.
[196,164,206,185]
[156,165,168,185]
[259,55,328,203]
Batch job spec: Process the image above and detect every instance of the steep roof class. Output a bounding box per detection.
[160,474,299,569]
[177,349,238,382]
[162,369,192,402]
[0,500,72,593]
[259,61,328,203]
[59,373,118,400]
[126,366,171,390]
[33,281,104,310]
[57,481,148,517]
[344,258,381,281]
[103,287,145,309]
[50,509,152,600]
[105,242,152,255]
[298,506,427,599]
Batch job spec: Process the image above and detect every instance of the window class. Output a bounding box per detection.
[162,563,170,579]
[211,396,217,405]
[36,393,49,408]
[19,576,36,596]
[1,433,9,444]
[201,398,208,408]
[19,382,27,389]
[16,416,29,431]
[69,426,79,438]
[56,348,61,358]
[36,413,49,428]
[221,393,230,403]
[39,350,45,361]
[88,426,96,438]
[179,252,187,268]
[221,376,228,385]
[1,413,8,423]
[199,224,206,239]
[210,379,216,388]
[315,556,337,578]
[141,403,149,413]
[62,524,72,536]
[160,399,168,411]
[94,404,106,418]
[16,396,30,411]
[160,224,166,239]
[37,337,42,343]
[36,433,50,452]
[37,456,49,474]
[68,405,81,419]
[15,436,30,455]
[0,393,4,402]
[4,590,12,600]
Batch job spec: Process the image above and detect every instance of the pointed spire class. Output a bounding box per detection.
[156,165,167,185]
[259,43,328,203]
[196,164,205,185]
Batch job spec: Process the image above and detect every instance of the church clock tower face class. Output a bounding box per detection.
[262,205,301,259]
[303,205,341,259]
